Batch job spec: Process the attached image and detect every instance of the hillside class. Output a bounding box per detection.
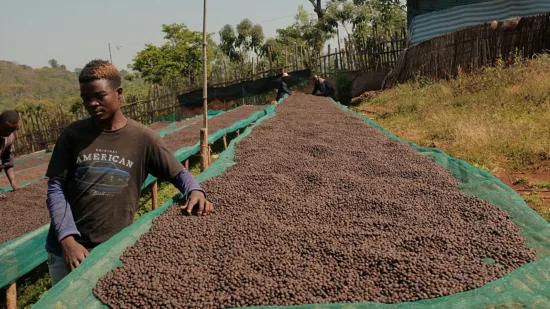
[0,60,80,110]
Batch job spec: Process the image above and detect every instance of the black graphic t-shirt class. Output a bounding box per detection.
[45,118,183,250]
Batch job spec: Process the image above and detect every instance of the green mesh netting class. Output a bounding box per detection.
[31,97,550,308]
[141,106,269,189]
[0,153,51,193]
[0,106,269,290]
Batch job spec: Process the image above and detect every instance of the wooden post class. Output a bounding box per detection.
[284,49,288,71]
[335,48,339,72]
[200,0,209,172]
[268,46,273,73]
[152,181,158,210]
[6,281,16,309]
[252,58,256,82]
[327,44,331,76]
[200,128,209,172]
[294,42,298,71]
[236,129,240,136]
[223,134,228,150]
[184,159,189,170]
[337,29,343,70]
[223,59,228,85]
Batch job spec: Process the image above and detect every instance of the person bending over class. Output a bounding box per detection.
[276,72,292,101]
[46,60,214,285]
[0,110,20,193]
[312,74,335,98]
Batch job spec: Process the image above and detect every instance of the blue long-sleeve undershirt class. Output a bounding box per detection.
[46,169,204,244]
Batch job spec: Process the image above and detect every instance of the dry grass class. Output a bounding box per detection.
[356,55,550,172]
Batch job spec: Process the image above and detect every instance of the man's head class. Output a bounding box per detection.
[79,60,123,122]
[312,74,319,82]
[282,72,290,81]
[0,110,20,137]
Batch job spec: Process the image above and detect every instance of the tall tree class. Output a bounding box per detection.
[273,5,332,55]
[132,23,214,86]
[219,19,264,63]
[308,0,326,19]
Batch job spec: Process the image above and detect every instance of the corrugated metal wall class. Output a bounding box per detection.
[408,0,490,27]
[407,0,550,46]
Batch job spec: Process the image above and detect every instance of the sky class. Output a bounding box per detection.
[0,0,318,71]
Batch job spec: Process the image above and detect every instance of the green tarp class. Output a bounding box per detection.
[0,106,269,290]
[32,96,550,308]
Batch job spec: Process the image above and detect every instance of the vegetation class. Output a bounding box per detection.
[355,55,550,172]
[132,23,215,88]
[522,192,550,221]
[0,60,79,110]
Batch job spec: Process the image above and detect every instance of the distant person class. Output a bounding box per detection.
[45,59,213,285]
[312,74,335,99]
[276,72,292,101]
[0,110,20,192]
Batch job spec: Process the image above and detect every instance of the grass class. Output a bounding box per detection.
[355,55,550,172]
[522,192,550,221]
[529,181,550,189]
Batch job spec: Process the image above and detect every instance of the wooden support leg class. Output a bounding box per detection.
[6,281,16,309]
[200,128,209,172]
[152,181,158,210]
[222,134,227,150]
[184,159,189,170]
[236,129,240,136]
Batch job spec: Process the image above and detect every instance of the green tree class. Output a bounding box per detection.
[132,23,215,86]
[219,19,264,63]
[48,59,59,68]
[304,0,406,36]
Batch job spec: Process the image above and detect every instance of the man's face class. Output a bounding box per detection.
[80,79,122,122]
[0,120,18,137]
[313,75,319,82]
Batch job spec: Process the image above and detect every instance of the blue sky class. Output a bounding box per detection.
[0,0,316,71]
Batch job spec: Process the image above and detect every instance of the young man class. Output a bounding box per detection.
[312,74,335,99]
[0,110,20,192]
[276,72,292,101]
[46,60,213,285]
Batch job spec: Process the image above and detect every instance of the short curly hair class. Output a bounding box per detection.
[0,110,20,125]
[79,59,121,89]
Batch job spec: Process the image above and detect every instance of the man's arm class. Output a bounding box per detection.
[47,178,89,270]
[147,134,213,216]
[45,125,90,270]
[282,82,292,95]
[5,167,17,190]
[47,178,80,242]
[312,83,319,95]
[170,168,204,199]
[1,139,17,190]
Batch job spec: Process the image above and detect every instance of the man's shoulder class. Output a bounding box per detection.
[126,119,160,140]
[60,118,94,137]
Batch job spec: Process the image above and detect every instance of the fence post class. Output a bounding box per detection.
[327,44,332,76]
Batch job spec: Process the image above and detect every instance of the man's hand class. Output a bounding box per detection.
[180,190,214,216]
[60,236,89,271]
